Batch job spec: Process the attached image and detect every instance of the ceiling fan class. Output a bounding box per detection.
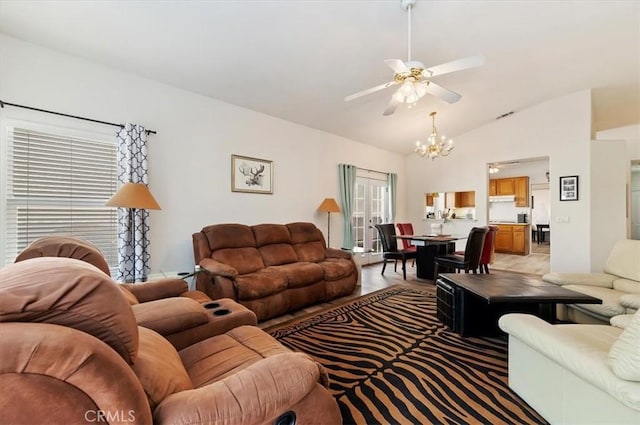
[488,161,521,174]
[344,0,484,116]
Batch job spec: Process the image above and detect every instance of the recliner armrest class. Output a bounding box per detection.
[200,258,238,280]
[620,294,640,310]
[121,278,188,302]
[326,248,351,260]
[132,298,209,336]
[542,272,615,288]
[154,352,322,424]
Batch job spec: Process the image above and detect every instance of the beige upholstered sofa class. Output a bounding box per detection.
[499,312,640,424]
[193,222,358,321]
[542,239,640,324]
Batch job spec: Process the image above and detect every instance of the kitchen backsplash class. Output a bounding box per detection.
[489,202,530,222]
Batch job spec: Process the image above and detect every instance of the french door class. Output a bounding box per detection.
[352,176,390,265]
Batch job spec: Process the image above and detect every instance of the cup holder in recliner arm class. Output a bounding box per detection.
[212,309,230,316]
[203,302,221,309]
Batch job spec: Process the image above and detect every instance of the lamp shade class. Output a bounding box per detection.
[317,198,340,213]
[105,182,161,210]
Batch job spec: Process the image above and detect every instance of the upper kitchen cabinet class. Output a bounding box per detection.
[496,178,515,195]
[444,191,476,208]
[489,176,529,206]
[457,191,476,207]
[514,177,530,207]
[425,193,435,207]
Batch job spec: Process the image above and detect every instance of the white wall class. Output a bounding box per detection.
[406,90,593,272]
[0,35,407,274]
[590,140,628,270]
[596,123,640,243]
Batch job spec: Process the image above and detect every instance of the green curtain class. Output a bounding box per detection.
[387,172,397,222]
[338,164,357,249]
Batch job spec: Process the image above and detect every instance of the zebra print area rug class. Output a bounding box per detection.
[268,286,547,425]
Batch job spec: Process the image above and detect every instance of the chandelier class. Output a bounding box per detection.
[414,112,454,160]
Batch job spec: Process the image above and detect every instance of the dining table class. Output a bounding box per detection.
[396,234,468,280]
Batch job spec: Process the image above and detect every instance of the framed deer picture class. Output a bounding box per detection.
[231,154,273,194]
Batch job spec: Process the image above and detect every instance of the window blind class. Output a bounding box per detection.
[4,126,118,268]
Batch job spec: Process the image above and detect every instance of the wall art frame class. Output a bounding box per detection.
[231,154,273,194]
[559,175,578,201]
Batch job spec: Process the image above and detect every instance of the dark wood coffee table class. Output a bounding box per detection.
[436,272,602,337]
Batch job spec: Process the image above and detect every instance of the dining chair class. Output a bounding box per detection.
[478,225,499,273]
[396,223,416,267]
[433,227,488,283]
[375,223,418,280]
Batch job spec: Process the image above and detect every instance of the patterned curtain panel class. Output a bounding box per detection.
[338,164,357,249]
[387,173,397,222]
[116,123,150,283]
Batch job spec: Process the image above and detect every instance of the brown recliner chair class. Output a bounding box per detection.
[0,257,342,425]
[15,236,210,303]
[15,236,258,350]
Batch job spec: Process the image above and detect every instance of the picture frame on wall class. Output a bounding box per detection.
[231,154,273,194]
[559,175,578,201]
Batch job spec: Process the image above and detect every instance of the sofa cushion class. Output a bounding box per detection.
[203,224,256,251]
[252,223,298,266]
[564,285,627,318]
[608,310,640,382]
[542,272,615,288]
[259,244,298,266]
[212,247,265,275]
[272,262,325,288]
[604,239,640,283]
[179,325,292,387]
[288,222,327,263]
[318,258,355,281]
[253,224,293,246]
[613,278,640,294]
[133,326,193,410]
[235,268,287,300]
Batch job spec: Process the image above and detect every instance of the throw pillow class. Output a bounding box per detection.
[608,310,640,381]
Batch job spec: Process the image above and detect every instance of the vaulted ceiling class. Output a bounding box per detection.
[1,1,638,153]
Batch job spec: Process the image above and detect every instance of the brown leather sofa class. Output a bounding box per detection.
[193,222,358,321]
[15,236,258,350]
[0,257,342,424]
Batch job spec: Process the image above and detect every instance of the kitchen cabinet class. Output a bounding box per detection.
[425,193,434,207]
[489,176,529,206]
[496,178,515,195]
[457,191,476,207]
[514,176,529,207]
[495,224,530,255]
[443,191,476,208]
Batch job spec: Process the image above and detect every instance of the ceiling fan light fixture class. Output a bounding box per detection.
[414,111,454,160]
[343,0,484,115]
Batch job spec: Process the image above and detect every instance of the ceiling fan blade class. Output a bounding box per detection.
[421,81,462,104]
[384,59,410,74]
[382,94,401,116]
[425,55,485,77]
[344,81,396,102]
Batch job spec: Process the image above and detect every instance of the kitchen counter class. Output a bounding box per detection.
[489,221,530,226]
